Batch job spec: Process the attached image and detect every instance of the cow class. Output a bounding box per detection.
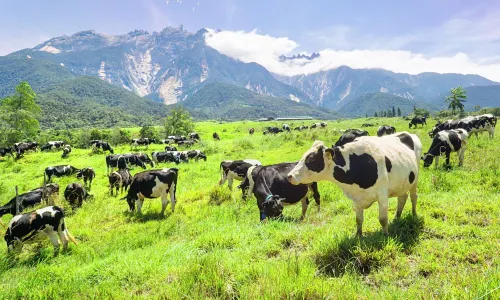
[0,184,59,217]
[76,167,96,190]
[249,128,255,135]
[282,124,291,132]
[238,162,321,221]
[40,141,64,151]
[0,147,14,157]
[64,183,89,209]
[189,132,200,140]
[61,145,71,158]
[121,168,178,216]
[161,136,187,145]
[422,129,468,168]
[320,122,328,128]
[4,206,77,255]
[134,153,155,168]
[264,127,283,135]
[409,117,427,128]
[213,132,220,141]
[185,150,207,162]
[165,146,177,151]
[310,123,320,129]
[152,151,181,165]
[302,125,309,130]
[287,132,422,236]
[44,165,80,182]
[131,138,155,148]
[429,119,458,137]
[177,140,196,147]
[92,141,114,154]
[467,114,496,138]
[334,129,369,147]
[293,127,302,131]
[219,159,262,190]
[13,142,38,158]
[106,154,146,175]
[361,123,374,127]
[109,168,132,196]
[377,125,396,137]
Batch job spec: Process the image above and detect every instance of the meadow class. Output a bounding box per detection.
[0,118,499,299]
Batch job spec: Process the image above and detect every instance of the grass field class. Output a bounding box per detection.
[0,118,499,299]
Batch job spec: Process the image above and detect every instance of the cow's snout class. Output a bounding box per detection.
[287,174,293,182]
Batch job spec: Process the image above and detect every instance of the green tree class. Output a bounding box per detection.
[445,86,467,114]
[414,108,430,118]
[374,112,378,117]
[392,106,396,117]
[139,125,158,139]
[0,82,41,145]
[397,107,402,117]
[162,107,194,136]
[90,128,103,141]
[110,127,131,145]
[474,105,481,112]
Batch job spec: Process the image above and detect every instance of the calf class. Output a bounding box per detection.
[61,145,71,158]
[377,125,396,137]
[219,159,262,190]
[249,128,255,135]
[185,150,207,162]
[45,165,80,182]
[409,117,427,128]
[76,167,96,190]
[64,183,89,209]
[108,169,132,196]
[238,162,320,221]
[189,132,200,140]
[152,151,181,165]
[213,132,220,141]
[4,206,77,255]
[334,129,369,147]
[121,168,178,215]
[92,141,114,154]
[287,132,422,236]
[422,129,468,168]
[0,184,59,217]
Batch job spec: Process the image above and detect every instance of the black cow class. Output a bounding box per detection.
[409,117,427,128]
[189,132,200,140]
[249,128,255,135]
[4,206,77,255]
[152,151,181,164]
[64,183,89,209]
[264,127,283,135]
[213,132,220,141]
[106,154,146,175]
[0,184,59,217]
[45,165,80,182]
[361,123,374,127]
[40,141,64,151]
[293,127,301,131]
[109,169,132,196]
[0,147,14,157]
[165,146,177,151]
[185,150,207,162]
[334,129,369,147]
[238,162,321,221]
[76,167,96,190]
[178,140,196,147]
[219,159,262,190]
[377,125,396,137]
[92,141,114,154]
[61,145,71,158]
[121,169,178,216]
[282,124,291,132]
[422,129,468,168]
[14,142,38,158]
[134,153,154,167]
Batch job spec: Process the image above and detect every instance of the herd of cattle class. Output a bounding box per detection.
[0,115,497,255]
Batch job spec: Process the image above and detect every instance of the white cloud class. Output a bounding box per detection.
[205,28,500,82]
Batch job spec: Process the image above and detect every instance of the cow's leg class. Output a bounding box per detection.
[309,183,321,212]
[445,152,451,167]
[109,183,113,196]
[378,191,389,236]
[300,197,309,220]
[395,193,408,219]
[136,198,144,214]
[219,173,227,187]
[49,234,60,255]
[410,185,418,216]
[458,148,465,166]
[353,203,364,237]
[58,229,69,251]
[160,194,168,216]
[434,156,439,169]
[227,176,234,190]
[169,183,176,213]
[490,128,494,139]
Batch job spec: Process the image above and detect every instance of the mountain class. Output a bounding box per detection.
[181,82,335,120]
[8,27,310,105]
[275,66,498,110]
[35,77,170,129]
[463,86,500,110]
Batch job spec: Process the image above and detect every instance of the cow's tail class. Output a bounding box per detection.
[65,227,78,246]
[219,161,225,182]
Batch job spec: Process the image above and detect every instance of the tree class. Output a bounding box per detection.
[445,86,467,114]
[110,127,131,145]
[139,125,158,139]
[392,106,396,117]
[414,108,430,117]
[162,106,194,137]
[374,112,378,117]
[365,113,368,118]
[0,82,41,146]
[397,107,402,117]
[474,105,481,112]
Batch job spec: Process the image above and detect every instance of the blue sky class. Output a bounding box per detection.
[1,0,500,79]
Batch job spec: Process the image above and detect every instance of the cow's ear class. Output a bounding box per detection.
[324,147,335,159]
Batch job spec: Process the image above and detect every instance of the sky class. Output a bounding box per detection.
[1,0,500,80]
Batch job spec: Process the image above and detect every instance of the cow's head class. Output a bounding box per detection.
[421,153,434,168]
[262,195,285,220]
[237,177,250,200]
[288,140,335,185]
[4,228,23,253]
[428,127,438,138]
[109,147,114,154]
[70,166,80,174]
[121,193,137,211]
[134,157,147,169]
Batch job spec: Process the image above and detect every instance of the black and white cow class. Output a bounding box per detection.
[219,159,262,189]
[109,168,132,196]
[92,141,114,154]
[161,136,187,145]
[377,125,396,137]
[409,117,427,128]
[165,146,177,151]
[121,168,178,216]
[131,138,155,148]
[0,184,59,217]
[64,183,89,209]
[4,206,77,255]
[429,114,496,138]
[361,123,374,127]
[76,167,96,190]
[0,147,14,157]
[287,132,422,236]
[263,127,283,134]
[310,123,320,129]
[282,124,291,132]
[213,132,220,141]
[152,151,181,165]
[185,150,207,162]
[40,141,64,151]
[61,144,71,158]
[189,132,200,140]
[293,127,302,131]
[249,128,255,135]
[134,153,154,168]
[106,154,146,175]
[429,119,458,137]
[422,129,468,168]
[13,142,38,158]
[334,129,369,147]
[45,165,80,182]
[320,122,328,128]
[178,140,196,147]
[238,162,321,221]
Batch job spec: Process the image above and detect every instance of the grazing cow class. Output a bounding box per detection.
[90,140,100,146]
[106,154,146,175]
[92,141,114,154]
[302,125,309,130]
[422,129,468,168]
[61,145,71,158]
[409,117,427,128]
[287,132,422,236]
[14,142,38,158]
[177,140,196,147]
[282,124,291,132]
[293,127,301,131]
[264,127,283,134]
[76,167,96,190]
[377,125,396,137]
[310,123,320,129]
[213,132,220,141]
[165,146,177,151]
[320,122,328,128]
[429,119,458,137]
[334,129,369,147]
[4,206,77,255]
[249,128,255,135]
[361,123,374,127]
[219,159,262,190]
[185,150,207,162]
[152,151,181,164]
[40,141,64,151]
[131,138,155,148]
[0,184,59,217]
[45,165,80,182]
[162,136,187,144]
[121,168,178,215]
[64,183,89,209]
[134,153,154,168]
[189,132,200,140]
[0,147,14,157]
[238,162,321,221]
[109,169,132,196]
[429,114,496,138]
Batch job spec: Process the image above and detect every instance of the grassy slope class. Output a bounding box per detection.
[0,118,499,299]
